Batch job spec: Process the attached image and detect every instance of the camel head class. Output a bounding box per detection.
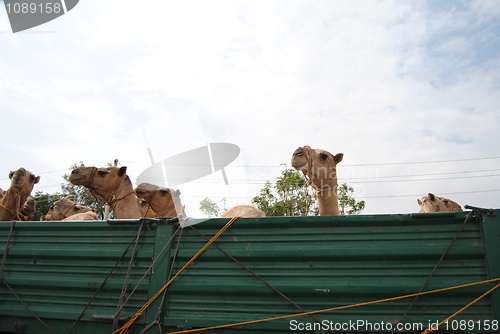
[417,193,463,213]
[41,195,96,221]
[9,167,40,193]
[291,146,343,192]
[69,166,130,201]
[134,183,185,218]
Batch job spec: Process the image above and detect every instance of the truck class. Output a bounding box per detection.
[1,206,499,333]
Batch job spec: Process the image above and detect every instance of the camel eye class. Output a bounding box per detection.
[160,189,170,196]
[97,171,108,177]
[320,153,329,161]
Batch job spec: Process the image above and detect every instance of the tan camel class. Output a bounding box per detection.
[68,166,154,219]
[291,146,344,216]
[418,193,463,213]
[0,167,40,221]
[41,195,98,221]
[21,197,36,221]
[221,205,266,218]
[134,183,186,218]
[0,188,36,221]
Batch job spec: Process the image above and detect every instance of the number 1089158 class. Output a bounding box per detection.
[5,2,62,14]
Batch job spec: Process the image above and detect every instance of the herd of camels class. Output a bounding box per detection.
[0,146,463,222]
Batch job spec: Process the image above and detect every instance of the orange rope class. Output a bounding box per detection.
[164,277,500,334]
[112,216,240,334]
[421,282,500,334]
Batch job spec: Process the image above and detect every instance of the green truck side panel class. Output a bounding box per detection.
[0,210,499,333]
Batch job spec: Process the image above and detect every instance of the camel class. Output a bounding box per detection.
[0,167,40,221]
[134,183,186,218]
[68,166,154,219]
[0,188,36,221]
[291,146,344,216]
[418,193,463,213]
[21,197,36,221]
[221,205,266,218]
[41,195,98,221]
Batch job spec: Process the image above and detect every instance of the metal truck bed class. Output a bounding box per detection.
[1,208,499,333]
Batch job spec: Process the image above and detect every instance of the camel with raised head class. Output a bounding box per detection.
[41,195,98,221]
[68,166,154,219]
[0,167,40,221]
[134,183,186,218]
[418,193,463,213]
[221,205,266,218]
[291,146,344,216]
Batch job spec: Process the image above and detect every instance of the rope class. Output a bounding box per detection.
[69,221,156,333]
[2,278,58,334]
[112,224,182,321]
[162,277,500,334]
[113,221,146,330]
[0,191,24,221]
[421,282,500,334]
[188,225,335,333]
[392,210,475,333]
[113,216,241,334]
[139,227,185,334]
[0,220,16,281]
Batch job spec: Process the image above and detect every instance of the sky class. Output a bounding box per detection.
[0,0,499,218]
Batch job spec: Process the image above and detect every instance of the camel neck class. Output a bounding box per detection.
[0,188,23,220]
[316,185,340,216]
[106,179,142,219]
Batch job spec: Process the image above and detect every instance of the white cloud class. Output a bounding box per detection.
[1,0,499,216]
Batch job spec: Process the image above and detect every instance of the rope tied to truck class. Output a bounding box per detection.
[420,281,500,334]
[1,220,58,334]
[113,216,241,334]
[163,277,500,334]
[391,210,476,333]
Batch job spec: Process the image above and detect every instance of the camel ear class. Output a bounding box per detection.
[34,176,40,184]
[175,189,181,196]
[65,195,76,202]
[428,193,435,201]
[8,171,14,179]
[334,153,344,163]
[118,166,127,177]
[418,199,422,205]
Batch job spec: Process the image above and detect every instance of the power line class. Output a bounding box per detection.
[359,189,500,199]
[120,156,500,168]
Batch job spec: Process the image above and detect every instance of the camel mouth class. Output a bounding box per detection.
[68,175,86,184]
[291,160,308,171]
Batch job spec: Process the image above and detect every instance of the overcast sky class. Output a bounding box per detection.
[1,0,499,218]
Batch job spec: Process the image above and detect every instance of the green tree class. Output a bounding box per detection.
[337,183,366,215]
[199,197,227,217]
[252,167,365,216]
[252,168,316,216]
